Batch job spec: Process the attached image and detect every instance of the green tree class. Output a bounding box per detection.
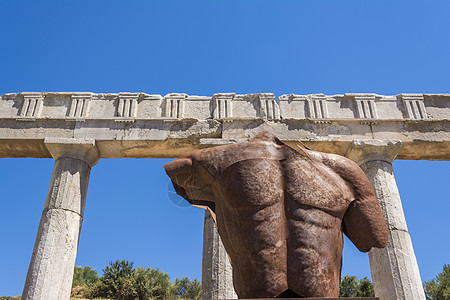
[72,265,99,287]
[424,264,450,300]
[172,277,202,300]
[71,265,99,298]
[339,275,375,297]
[93,259,136,300]
[340,276,359,297]
[89,260,177,300]
[85,259,203,300]
[356,277,375,297]
[134,267,173,299]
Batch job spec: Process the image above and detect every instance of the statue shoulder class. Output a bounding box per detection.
[305,149,373,197]
[306,149,359,174]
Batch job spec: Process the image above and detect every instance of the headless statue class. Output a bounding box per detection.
[164,132,388,298]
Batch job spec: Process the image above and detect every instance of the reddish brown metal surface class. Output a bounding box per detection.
[164,132,388,298]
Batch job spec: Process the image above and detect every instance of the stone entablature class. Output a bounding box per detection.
[0,92,449,160]
[2,92,449,121]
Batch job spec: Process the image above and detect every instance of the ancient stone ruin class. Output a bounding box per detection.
[1,92,449,300]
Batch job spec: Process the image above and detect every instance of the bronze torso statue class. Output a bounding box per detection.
[164,132,388,298]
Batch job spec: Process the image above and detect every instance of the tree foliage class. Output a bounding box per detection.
[340,276,359,297]
[128,266,173,300]
[73,265,99,288]
[72,259,202,300]
[424,264,450,300]
[95,259,135,299]
[339,275,375,297]
[172,277,202,300]
[357,277,375,297]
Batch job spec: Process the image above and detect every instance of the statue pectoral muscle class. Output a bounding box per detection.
[164,132,388,298]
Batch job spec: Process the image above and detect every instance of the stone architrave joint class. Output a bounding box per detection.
[346,140,402,166]
[44,138,100,167]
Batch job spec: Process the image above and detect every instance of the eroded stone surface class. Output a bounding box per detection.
[202,210,237,300]
[23,209,82,300]
[347,141,426,300]
[22,141,99,300]
[369,230,425,300]
[0,92,448,160]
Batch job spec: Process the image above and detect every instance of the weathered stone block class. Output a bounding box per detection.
[22,140,99,300]
[202,210,236,300]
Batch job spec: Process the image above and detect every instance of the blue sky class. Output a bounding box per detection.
[0,0,449,296]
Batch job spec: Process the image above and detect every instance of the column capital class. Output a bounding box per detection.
[346,139,402,165]
[44,138,100,167]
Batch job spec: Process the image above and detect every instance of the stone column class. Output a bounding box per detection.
[202,209,237,300]
[346,140,425,300]
[22,138,100,300]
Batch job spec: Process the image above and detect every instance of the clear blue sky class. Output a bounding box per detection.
[1,0,449,296]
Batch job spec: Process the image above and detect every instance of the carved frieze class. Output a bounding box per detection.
[401,94,427,120]
[258,93,280,120]
[347,93,379,119]
[1,92,447,123]
[213,93,234,119]
[307,94,329,118]
[68,93,92,119]
[116,93,139,120]
[18,93,44,120]
[163,93,186,119]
